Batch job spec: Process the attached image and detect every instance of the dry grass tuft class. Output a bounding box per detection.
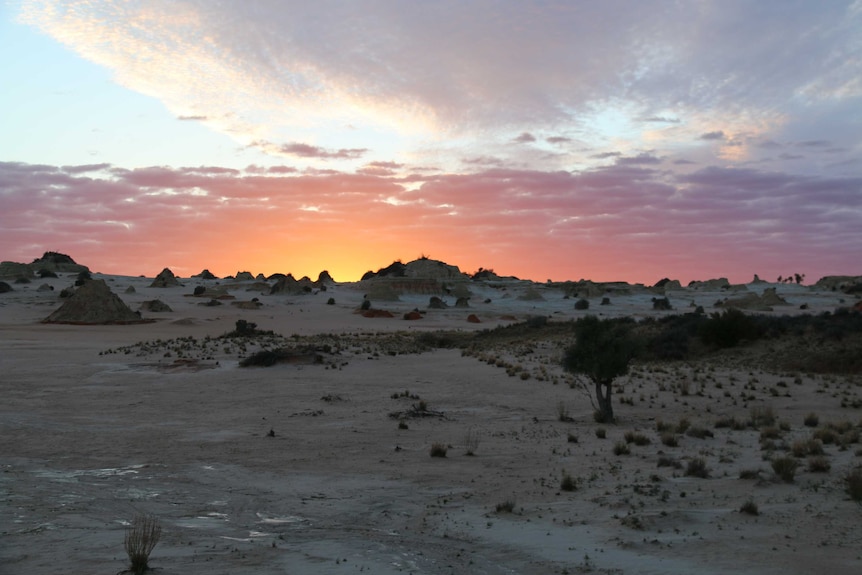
[124,513,161,574]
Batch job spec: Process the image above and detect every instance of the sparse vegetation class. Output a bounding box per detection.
[560,472,577,491]
[804,412,819,427]
[807,455,831,472]
[846,467,862,501]
[624,430,651,446]
[430,443,448,457]
[464,428,480,455]
[739,500,759,515]
[685,457,709,478]
[124,513,161,574]
[771,456,799,482]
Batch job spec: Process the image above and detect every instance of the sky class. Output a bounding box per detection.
[1,0,860,284]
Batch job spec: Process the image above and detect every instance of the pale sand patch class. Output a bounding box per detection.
[0,274,860,574]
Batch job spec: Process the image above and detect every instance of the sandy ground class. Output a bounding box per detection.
[1,274,861,574]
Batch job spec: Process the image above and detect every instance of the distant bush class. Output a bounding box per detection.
[699,308,762,348]
[652,297,672,311]
[574,298,590,310]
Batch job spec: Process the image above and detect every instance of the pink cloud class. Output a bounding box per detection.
[1,161,859,284]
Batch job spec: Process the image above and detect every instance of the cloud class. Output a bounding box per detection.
[253,141,368,160]
[591,151,623,159]
[177,115,208,121]
[3,160,858,284]
[17,0,861,174]
[641,116,681,124]
[512,132,537,144]
[616,153,662,165]
[61,163,112,174]
[546,136,572,144]
[699,131,726,141]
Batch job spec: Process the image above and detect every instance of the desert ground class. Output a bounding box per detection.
[1,267,861,574]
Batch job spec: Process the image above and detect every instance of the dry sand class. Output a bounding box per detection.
[1,274,860,574]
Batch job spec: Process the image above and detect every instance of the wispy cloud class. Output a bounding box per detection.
[16,1,862,173]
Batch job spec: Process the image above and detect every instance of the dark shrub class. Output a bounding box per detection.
[699,308,762,348]
[771,456,799,482]
[652,297,672,311]
[575,298,590,310]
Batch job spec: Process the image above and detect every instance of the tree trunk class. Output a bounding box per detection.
[595,379,615,423]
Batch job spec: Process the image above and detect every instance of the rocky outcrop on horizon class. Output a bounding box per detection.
[688,277,731,290]
[269,274,315,295]
[193,269,218,280]
[150,268,182,288]
[1,252,89,279]
[815,275,862,294]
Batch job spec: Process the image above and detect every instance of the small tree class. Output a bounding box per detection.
[562,316,635,423]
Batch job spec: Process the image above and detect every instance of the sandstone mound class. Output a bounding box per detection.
[193,269,218,280]
[150,268,181,288]
[270,274,315,295]
[688,277,730,290]
[816,275,862,294]
[139,299,173,312]
[43,280,148,324]
[316,270,335,284]
[517,287,546,301]
[363,258,469,281]
[718,287,789,311]
[234,271,254,281]
[361,258,471,296]
[29,252,89,275]
[561,280,608,298]
[0,261,33,279]
[363,283,401,301]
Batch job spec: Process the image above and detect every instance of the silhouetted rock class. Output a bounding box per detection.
[234,271,254,281]
[688,278,730,290]
[193,269,218,280]
[29,251,89,275]
[0,281,12,294]
[150,268,181,288]
[270,274,315,295]
[317,270,335,284]
[467,314,481,323]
